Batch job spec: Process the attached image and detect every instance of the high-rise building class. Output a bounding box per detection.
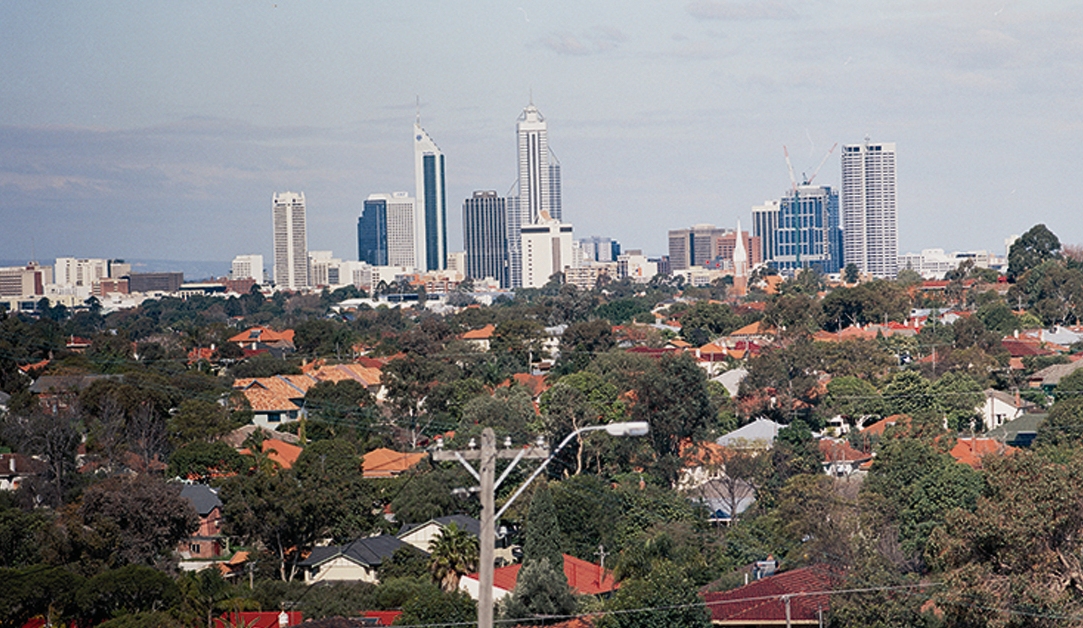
[231,255,264,282]
[463,191,508,288]
[381,192,418,269]
[548,154,562,222]
[358,196,390,266]
[841,141,897,278]
[579,236,621,263]
[521,212,574,289]
[272,191,309,290]
[508,102,563,288]
[414,120,447,271]
[54,258,108,287]
[752,186,842,275]
[667,225,727,271]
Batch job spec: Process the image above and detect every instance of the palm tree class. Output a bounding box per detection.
[428,522,479,592]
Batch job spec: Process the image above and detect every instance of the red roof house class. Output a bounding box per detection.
[460,554,617,602]
[702,565,840,626]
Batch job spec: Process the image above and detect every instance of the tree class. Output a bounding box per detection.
[377,545,431,581]
[523,482,564,570]
[928,452,1083,628]
[1055,366,1083,400]
[382,354,455,448]
[844,263,860,284]
[678,301,740,345]
[631,353,715,485]
[168,440,247,481]
[168,399,237,445]
[427,522,479,592]
[880,371,934,420]
[598,559,711,628]
[1008,223,1061,281]
[822,376,883,428]
[540,371,625,475]
[863,438,982,559]
[397,581,477,625]
[1035,397,1083,448]
[77,565,181,624]
[929,371,983,431]
[553,319,615,375]
[500,557,576,624]
[75,475,199,570]
[302,379,376,442]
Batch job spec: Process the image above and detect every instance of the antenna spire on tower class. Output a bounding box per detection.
[416,95,420,124]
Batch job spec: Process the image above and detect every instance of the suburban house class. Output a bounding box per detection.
[986,412,1046,448]
[1028,360,1083,395]
[979,389,1035,431]
[0,453,45,491]
[712,368,749,398]
[227,326,296,358]
[701,564,839,626]
[177,484,226,560]
[398,515,482,553]
[818,439,873,477]
[716,419,784,449]
[239,439,303,470]
[949,437,1018,470]
[459,554,618,603]
[297,535,409,584]
[686,477,756,524]
[462,324,496,351]
[29,374,116,415]
[361,448,427,479]
[233,374,318,428]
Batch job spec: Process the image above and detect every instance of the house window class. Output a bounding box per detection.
[269,413,281,423]
[190,543,201,554]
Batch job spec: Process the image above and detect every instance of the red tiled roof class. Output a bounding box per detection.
[17,359,49,374]
[477,554,617,596]
[228,326,295,345]
[462,324,496,340]
[1001,338,1053,358]
[861,414,910,437]
[510,373,549,398]
[818,439,872,463]
[702,565,840,624]
[949,438,1018,469]
[362,448,426,478]
[311,363,383,387]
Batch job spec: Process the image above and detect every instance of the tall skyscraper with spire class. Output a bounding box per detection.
[414,114,447,271]
[508,101,563,288]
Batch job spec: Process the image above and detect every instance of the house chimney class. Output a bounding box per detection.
[9,457,15,473]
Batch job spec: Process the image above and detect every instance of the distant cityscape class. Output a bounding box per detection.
[1,104,1018,313]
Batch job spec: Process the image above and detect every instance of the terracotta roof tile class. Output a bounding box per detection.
[702,565,841,623]
[362,448,426,478]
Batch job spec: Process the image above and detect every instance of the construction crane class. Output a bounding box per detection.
[783,145,798,193]
[804,142,838,186]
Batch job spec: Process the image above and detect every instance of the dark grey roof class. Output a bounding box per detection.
[986,413,1048,446]
[0,390,10,407]
[180,484,223,517]
[298,535,408,569]
[398,514,481,538]
[28,374,116,394]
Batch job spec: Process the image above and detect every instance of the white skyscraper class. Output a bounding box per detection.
[508,102,562,288]
[272,191,309,290]
[384,192,418,269]
[521,211,574,289]
[841,141,898,278]
[231,254,264,282]
[414,119,447,271]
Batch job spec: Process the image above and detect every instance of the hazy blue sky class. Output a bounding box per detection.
[2,1,1081,266]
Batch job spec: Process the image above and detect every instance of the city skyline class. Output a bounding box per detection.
[2,3,1081,265]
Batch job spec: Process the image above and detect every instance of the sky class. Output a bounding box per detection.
[2,1,1082,269]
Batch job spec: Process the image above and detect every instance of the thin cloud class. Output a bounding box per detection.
[686,1,796,21]
[533,25,627,56]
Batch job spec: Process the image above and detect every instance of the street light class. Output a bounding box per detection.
[495,421,650,521]
[434,421,650,628]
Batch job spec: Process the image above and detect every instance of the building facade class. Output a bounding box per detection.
[358,195,390,266]
[668,225,727,271]
[508,102,563,288]
[521,213,573,289]
[773,185,843,274]
[414,121,447,271]
[578,236,621,263]
[231,255,264,282]
[0,263,52,298]
[272,191,310,290]
[462,191,509,288]
[841,141,897,278]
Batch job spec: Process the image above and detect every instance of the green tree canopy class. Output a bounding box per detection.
[1008,223,1061,281]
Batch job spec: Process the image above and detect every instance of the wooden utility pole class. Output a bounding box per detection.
[433,428,549,628]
